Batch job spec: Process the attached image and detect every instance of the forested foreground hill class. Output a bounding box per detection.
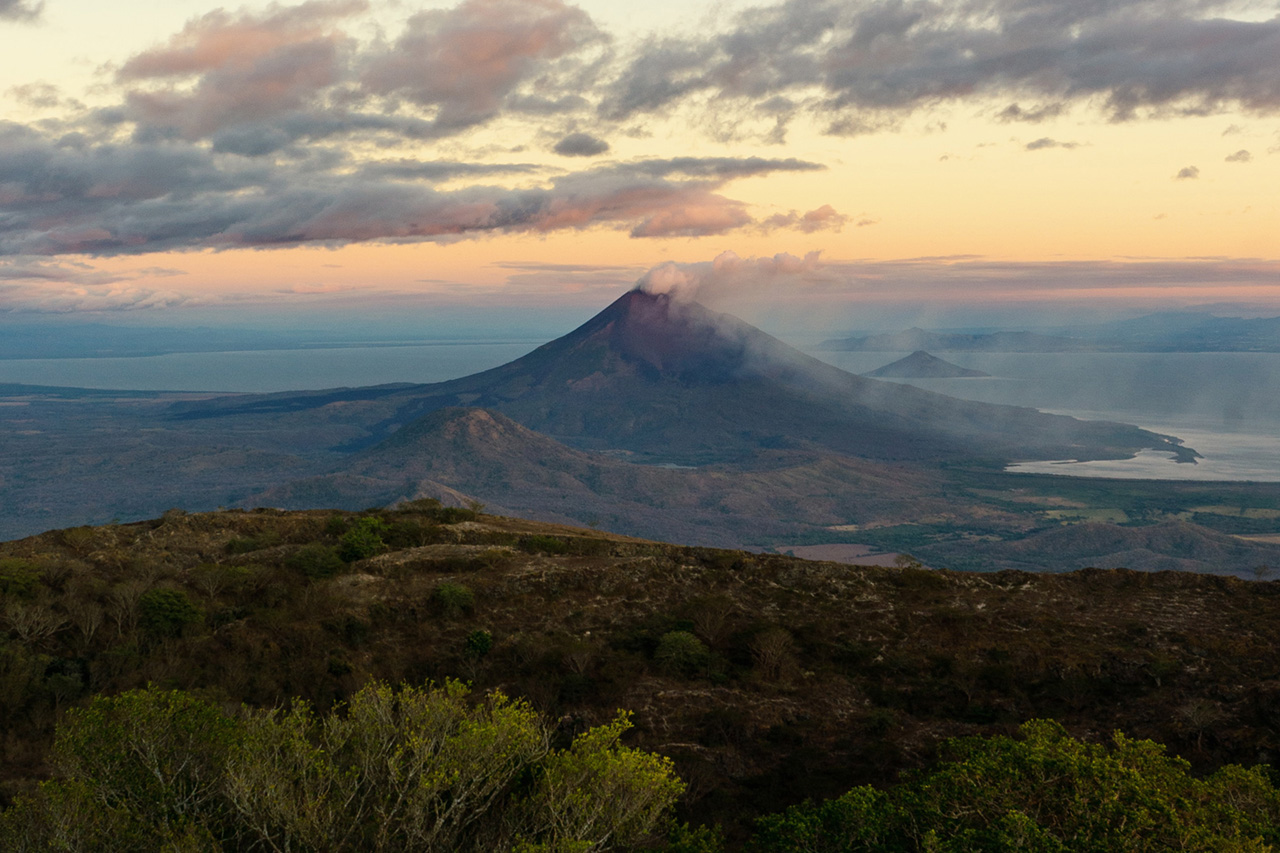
[4,505,1280,849]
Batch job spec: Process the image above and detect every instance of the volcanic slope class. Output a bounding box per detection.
[174,290,1193,466]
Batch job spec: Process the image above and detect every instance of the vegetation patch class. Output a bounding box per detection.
[750,720,1280,852]
[3,507,1280,846]
[0,682,683,852]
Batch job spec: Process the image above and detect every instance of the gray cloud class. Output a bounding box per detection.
[602,0,1280,135]
[761,204,848,233]
[103,0,611,156]
[1226,149,1253,162]
[0,0,41,22]
[626,156,823,178]
[553,131,610,156]
[355,159,543,181]
[8,82,67,109]
[52,0,1280,163]
[1026,137,1080,150]
[996,102,1067,123]
[19,0,1275,261]
[0,258,191,313]
[1176,165,1201,179]
[0,258,123,285]
[0,125,821,254]
[360,0,604,133]
[117,1,366,148]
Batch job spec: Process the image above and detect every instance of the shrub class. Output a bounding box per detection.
[338,518,389,562]
[400,500,478,524]
[436,506,478,524]
[464,629,494,659]
[138,589,201,638]
[224,530,280,555]
[520,535,571,555]
[0,558,41,598]
[655,631,711,677]
[383,519,444,549]
[57,526,98,556]
[433,582,475,617]
[285,543,346,579]
[667,822,726,853]
[749,627,798,681]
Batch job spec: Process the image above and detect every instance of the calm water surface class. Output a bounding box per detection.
[0,342,540,392]
[809,350,1280,482]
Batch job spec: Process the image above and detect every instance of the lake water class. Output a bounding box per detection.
[0,342,541,392]
[808,350,1280,482]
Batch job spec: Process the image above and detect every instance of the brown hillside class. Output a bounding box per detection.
[2,507,1280,841]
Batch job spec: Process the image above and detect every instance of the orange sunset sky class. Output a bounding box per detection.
[1,0,1278,329]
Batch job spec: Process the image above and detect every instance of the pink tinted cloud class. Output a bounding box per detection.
[761,204,848,233]
[361,0,601,130]
[118,1,366,140]
[118,0,366,79]
[629,196,753,237]
[0,106,827,254]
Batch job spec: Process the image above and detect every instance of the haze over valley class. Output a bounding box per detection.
[4,291,1280,578]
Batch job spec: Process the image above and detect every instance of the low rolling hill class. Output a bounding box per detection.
[3,506,1280,842]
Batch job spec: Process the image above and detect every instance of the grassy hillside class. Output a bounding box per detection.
[3,505,1280,843]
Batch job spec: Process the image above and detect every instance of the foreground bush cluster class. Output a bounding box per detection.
[5,688,1279,852]
[0,681,683,852]
[749,720,1280,852]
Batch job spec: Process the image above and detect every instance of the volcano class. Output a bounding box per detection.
[174,289,1195,466]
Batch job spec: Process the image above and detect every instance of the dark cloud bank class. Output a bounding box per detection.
[0,115,824,254]
[603,0,1280,129]
[2,0,1279,256]
[0,0,42,22]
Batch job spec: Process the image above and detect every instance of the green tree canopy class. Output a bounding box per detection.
[749,719,1280,853]
[0,681,684,853]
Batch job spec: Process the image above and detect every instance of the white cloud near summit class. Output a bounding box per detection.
[636,250,825,303]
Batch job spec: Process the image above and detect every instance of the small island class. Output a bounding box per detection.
[865,350,991,378]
